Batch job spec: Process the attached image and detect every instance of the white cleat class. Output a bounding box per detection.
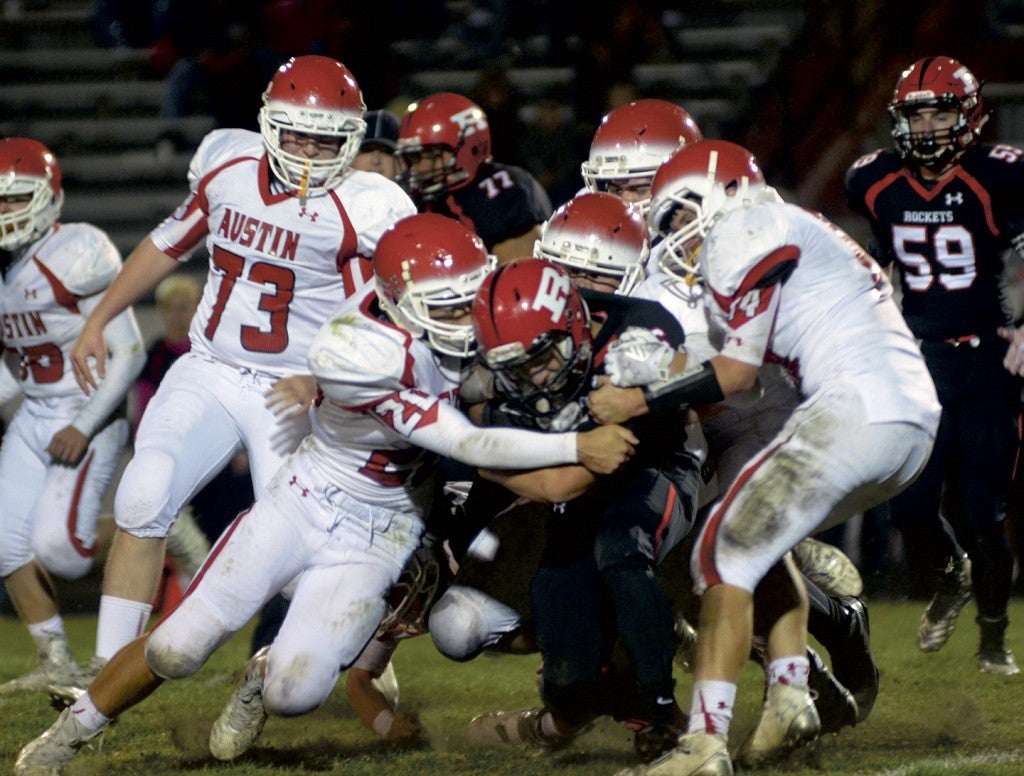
[14,707,99,775]
[165,505,211,587]
[467,707,580,751]
[791,537,863,597]
[209,646,269,761]
[0,637,83,696]
[733,683,820,768]
[616,732,732,776]
[48,655,108,710]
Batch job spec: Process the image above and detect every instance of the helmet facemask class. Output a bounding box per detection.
[260,101,364,197]
[889,94,979,171]
[0,174,62,251]
[485,332,593,419]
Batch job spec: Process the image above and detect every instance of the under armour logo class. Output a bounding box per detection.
[552,502,567,514]
[945,192,964,206]
[298,207,319,222]
[288,474,310,497]
[24,288,37,299]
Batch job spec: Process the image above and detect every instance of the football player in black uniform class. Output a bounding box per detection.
[462,257,701,763]
[395,92,552,264]
[845,56,1024,675]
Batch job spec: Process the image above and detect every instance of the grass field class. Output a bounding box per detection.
[3,600,1024,775]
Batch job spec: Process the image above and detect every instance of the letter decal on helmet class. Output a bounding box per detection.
[532,266,571,323]
[451,107,488,138]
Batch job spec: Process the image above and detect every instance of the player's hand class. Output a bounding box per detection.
[604,326,675,387]
[265,375,318,417]
[385,712,424,747]
[46,425,89,466]
[998,326,1024,376]
[70,319,107,394]
[587,376,648,424]
[576,424,638,474]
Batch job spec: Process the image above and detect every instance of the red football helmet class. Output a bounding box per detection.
[396,92,492,200]
[0,137,63,250]
[581,99,703,216]
[258,55,366,196]
[472,258,593,418]
[533,192,649,295]
[648,140,771,287]
[888,56,986,170]
[373,212,494,357]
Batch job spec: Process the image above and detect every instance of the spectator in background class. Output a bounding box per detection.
[159,0,281,130]
[352,109,402,181]
[517,96,591,209]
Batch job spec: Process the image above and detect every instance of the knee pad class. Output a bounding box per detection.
[114,450,178,535]
[145,597,229,679]
[428,585,521,661]
[262,656,337,717]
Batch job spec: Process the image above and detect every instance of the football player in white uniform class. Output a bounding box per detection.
[62,55,417,688]
[605,140,941,776]
[0,138,144,694]
[15,213,637,775]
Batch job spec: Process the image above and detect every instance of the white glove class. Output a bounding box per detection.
[603,326,677,387]
[549,400,586,431]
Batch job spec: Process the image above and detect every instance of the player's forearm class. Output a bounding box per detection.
[479,464,594,503]
[87,238,180,328]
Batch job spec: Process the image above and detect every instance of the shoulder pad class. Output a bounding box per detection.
[338,172,418,256]
[703,202,791,296]
[54,224,122,296]
[187,129,262,190]
[308,310,412,406]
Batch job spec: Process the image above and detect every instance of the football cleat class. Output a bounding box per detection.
[209,646,269,761]
[467,706,578,751]
[634,721,683,764]
[14,707,99,775]
[791,537,863,598]
[48,655,107,710]
[615,732,732,776]
[165,505,211,587]
[828,596,879,722]
[918,555,972,652]
[733,683,820,768]
[806,646,859,734]
[977,615,1020,676]
[0,636,82,696]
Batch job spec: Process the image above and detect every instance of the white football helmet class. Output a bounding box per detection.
[649,139,775,287]
[581,99,703,217]
[373,212,495,357]
[0,137,63,250]
[258,55,366,196]
[533,192,649,296]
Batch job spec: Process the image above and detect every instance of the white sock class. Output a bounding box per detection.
[70,693,111,736]
[767,655,810,687]
[687,680,736,736]
[96,595,152,660]
[27,615,65,652]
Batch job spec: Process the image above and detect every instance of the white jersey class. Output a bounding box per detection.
[0,223,120,401]
[701,201,940,428]
[150,128,416,375]
[306,289,582,514]
[305,289,463,513]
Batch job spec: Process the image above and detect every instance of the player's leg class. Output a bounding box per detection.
[97,357,244,664]
[0,409,78,693]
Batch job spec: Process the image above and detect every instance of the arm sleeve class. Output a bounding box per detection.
[70,298,146,437]
[374,390,579,469]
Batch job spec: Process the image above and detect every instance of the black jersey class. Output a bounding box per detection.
[417,160,552,250]
[845,144,1024,341]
